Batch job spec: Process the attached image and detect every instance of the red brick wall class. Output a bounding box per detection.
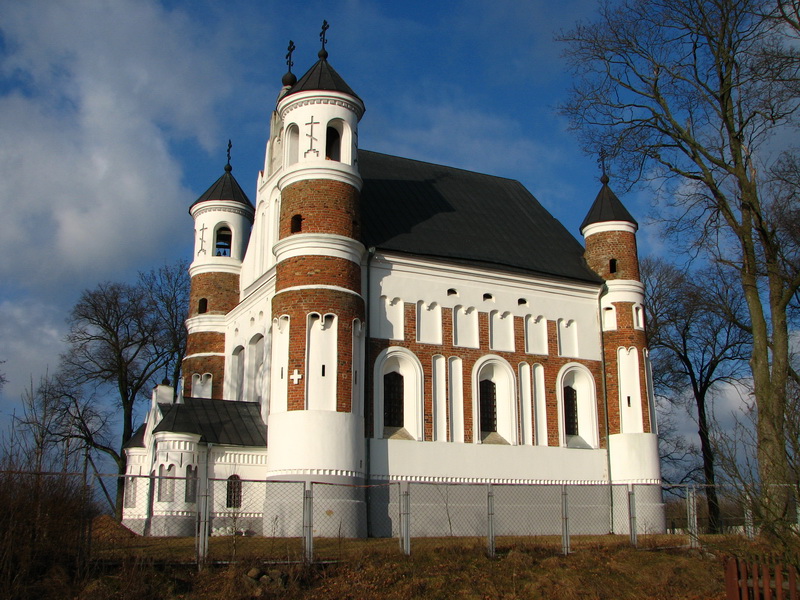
[280,180,361,240]
[366,304,606,447]
[182,353,225,399]
[584,230,640,281]
[188,272,240,317]
[272,288,365,412]
[276,255,361,292]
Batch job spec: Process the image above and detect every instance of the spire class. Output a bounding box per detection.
[283,20,361,100]
[282,40,297,87]
[191,140,253,209]
[580,164,637,231]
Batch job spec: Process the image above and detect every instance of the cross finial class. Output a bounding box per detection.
[319,20,330,59]
[286,40,295,72]
[225,139,232,172]
[320,20,329,50]
[598,148,609,184]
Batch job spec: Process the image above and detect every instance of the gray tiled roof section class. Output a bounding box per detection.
[191,167,253,210]
[580,180,637,230]
[358,151,602,284]
[285,58,360,100]
[153,397,267,447]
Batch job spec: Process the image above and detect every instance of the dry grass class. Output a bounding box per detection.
[80,533,730,599]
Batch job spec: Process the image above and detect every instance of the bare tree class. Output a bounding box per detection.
[643,257,750,531]
[57,261,188,516]
[560,0,800,508]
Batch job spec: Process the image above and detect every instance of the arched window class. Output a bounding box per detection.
[226,475,242,508]
[610,258,618,274]
[479,379,497,434]
[124,476,137,508]
[231,346,245,402]
[198,298,208,314]
[215,226,232,256]
[374,347,423,440]
[291,214,303,233]
[286,124,299,165]
[185,466,198,503]
[326,126,341,161]
[158,464,175,502]
[383,371,404,428]
[564,385,579,437]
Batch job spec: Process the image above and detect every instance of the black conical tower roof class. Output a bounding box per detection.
[580,174,637,231]
[190,163,253,210]
[284,51,360,101]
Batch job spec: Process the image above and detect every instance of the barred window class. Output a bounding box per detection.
[479,379,497,433]
[564,385,579,437]
[383,372,404,428]
[226,475,242,509]
[185,466,198,503]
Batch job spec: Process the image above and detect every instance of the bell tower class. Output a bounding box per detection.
[183,145,254,400]
[264,25,367,533]
[581,171,659,484]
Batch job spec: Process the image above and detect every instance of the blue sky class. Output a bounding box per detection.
[0,0,662,420]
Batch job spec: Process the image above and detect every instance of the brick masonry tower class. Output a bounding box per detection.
[581,173,660,483]
[264,29,368,533]
[183,152,254,400]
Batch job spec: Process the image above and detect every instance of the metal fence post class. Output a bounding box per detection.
[399,484,411,556]
[561,484,570,556]
[303,484,314,563]
[628,484,637,547]
[196,475,210,568]
[744,498,755,540]
[486,483,495,558]
[687,485,699,549]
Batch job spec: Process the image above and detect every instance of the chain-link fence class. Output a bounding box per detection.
[21,472,800,567]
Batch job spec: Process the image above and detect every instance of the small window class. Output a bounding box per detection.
[518,298,528,306]
[198,298,208,314]
[291,214,303,233]
[124,476,137,508]
[185,466,198,503]
[447,288,458,296]
[226,475,242,508]
[326,126,341,161]
[384,372,404,428]
[483,293,494,302]
[564,386,578,437]
[479,380,497,433]
[215,227,232,256]
[158,465,175,502]
[609,259,618,274]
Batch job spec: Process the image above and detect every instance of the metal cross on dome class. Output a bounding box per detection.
[226,139,232,166]
[286,40,295,72]
[320,20,329,51]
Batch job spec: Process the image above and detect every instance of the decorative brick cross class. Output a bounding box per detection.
[290,369,303,384]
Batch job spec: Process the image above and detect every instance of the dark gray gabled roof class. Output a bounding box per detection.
[190,164,253,210]
[285,55,360,101]
[580,175,637,230]
[359,151,602,284]
[153,398,266,447]
[123,423,146,449]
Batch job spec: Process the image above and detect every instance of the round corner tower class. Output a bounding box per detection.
[182,160,254,400]
[581,174,660,485]
[264,40,368,527]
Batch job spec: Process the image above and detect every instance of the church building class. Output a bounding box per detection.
[122,30,663,537]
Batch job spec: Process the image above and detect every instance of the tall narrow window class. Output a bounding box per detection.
[479,379,497,434]
[226,475,242,509]
[198,298,208,314]
[124,476,137,508]
[215,227,232,256]
[383,372,404,428]
[609,258,618,274]
[158,464,175,502]
[185,466,198,503]
[564,385,578,437]
[326,126,341,161]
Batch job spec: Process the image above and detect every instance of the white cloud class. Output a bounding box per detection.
[0,0,234,293]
